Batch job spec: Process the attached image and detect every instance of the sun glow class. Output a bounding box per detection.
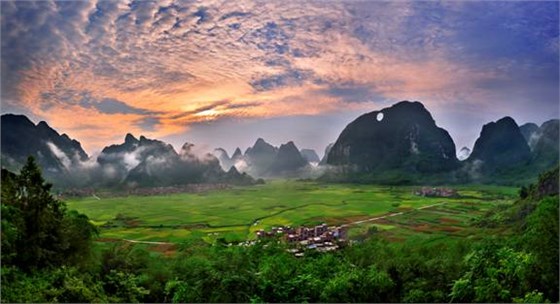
[195,109,221,117]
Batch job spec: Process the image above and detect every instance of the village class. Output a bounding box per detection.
[255,223,347,257]
[413,187,458,197]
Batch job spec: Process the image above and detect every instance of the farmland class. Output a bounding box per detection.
[66,180,518,244]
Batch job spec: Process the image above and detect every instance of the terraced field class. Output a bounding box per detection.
[66,180,517,244]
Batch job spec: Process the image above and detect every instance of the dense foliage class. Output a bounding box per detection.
[1,159,558,303]
[1,157,97,270]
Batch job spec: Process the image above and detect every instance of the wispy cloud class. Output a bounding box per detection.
[80,97,157,115]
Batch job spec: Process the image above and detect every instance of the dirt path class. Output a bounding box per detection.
[250,201,347,226]
[341,202,447,227]
[122,239,174,245]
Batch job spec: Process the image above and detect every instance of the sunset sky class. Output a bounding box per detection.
[1,0,558,156]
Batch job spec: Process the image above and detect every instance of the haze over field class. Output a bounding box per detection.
[1,1,558,155]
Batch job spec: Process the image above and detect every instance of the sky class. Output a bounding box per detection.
[1,0,558,157]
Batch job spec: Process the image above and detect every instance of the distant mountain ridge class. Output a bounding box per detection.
[1,114,257,189]
[213,138,312,178]
[321,101,558,185]
[2,105,558,187]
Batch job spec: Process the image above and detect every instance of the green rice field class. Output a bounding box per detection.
[66,180,518,244]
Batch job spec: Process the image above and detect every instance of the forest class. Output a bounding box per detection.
[0,157,558,303]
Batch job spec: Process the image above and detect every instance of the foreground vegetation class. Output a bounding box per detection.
[1,158,558,303]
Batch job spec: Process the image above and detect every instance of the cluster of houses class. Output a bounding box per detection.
[414,187,458,198]
[256,223,347,256]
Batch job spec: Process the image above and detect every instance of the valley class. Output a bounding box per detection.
[2,100,557,303]
[66,180,517,246]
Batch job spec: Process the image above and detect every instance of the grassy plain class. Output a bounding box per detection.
[66,180,518,243]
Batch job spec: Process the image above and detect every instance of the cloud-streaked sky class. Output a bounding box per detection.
[2,0,558,156]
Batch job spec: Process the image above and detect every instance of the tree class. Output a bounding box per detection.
[450,242,533,302]
[11,157,66,269]
[522,196,559,302]
[61,210,98,266]
[1,157,96,270]
[1,169,23,264]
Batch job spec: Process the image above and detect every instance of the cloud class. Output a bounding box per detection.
[250,69,314,92]
[135,116,160,131]
[80,97,157,115]
[321,84,386,103]
[122,150,142,171]
[1,0,557,153]
[46,141,72,169]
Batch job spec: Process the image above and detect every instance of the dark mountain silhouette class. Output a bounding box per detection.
[0,113,258,189]
[3,111,555,187]
[267,141,308,175]
[300,149,320,163]
[99,136,254,187]
[244,138,278,176]
[126,141,228,187]
[1,114,88,175]
[97,134,180,183]
[467,117,531,171]
[216,138,313,177]
[327,101,459,175]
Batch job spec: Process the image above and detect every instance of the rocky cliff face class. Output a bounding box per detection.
[327,101,459,174]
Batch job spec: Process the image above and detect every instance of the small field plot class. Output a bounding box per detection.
[66,180,517,244]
